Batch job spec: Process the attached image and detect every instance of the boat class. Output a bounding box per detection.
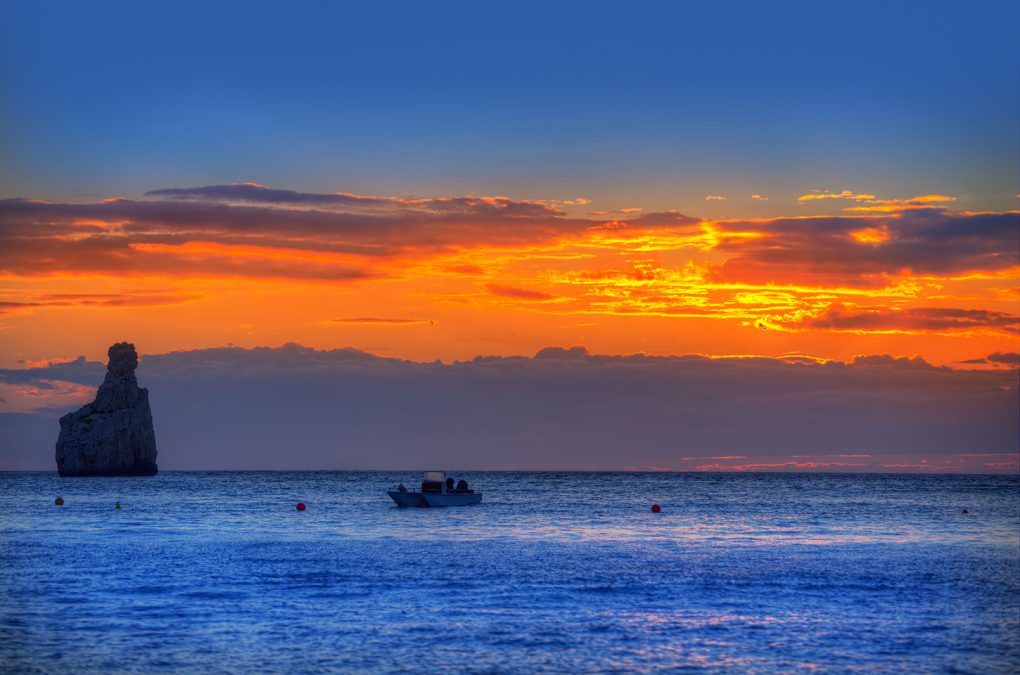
[388,471,482,507]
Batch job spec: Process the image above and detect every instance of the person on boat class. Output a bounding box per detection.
[398,483,407,493]
[457,479,468,492]
[446,477,455,492]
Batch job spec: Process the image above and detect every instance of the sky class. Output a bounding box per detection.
[0,1,1017,471]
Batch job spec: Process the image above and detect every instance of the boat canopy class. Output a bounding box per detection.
[423,471,446,482]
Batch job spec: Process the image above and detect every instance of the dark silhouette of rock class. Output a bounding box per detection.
[55,342,158,476]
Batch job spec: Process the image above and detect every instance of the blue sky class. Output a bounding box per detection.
[1,0,1017,214]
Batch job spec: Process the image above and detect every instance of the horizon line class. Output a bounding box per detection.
[3,468,1016,477]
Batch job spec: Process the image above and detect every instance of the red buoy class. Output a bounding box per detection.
[651,503,661,513]
[296,502,306,511]
[418,499,429,508]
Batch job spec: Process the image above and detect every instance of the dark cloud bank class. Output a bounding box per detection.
[768,306,1020,335]
[1,345,1016,472]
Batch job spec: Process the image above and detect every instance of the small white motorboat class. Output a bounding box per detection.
[388,471,482,507]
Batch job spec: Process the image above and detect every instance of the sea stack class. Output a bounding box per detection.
[55,342,158,476]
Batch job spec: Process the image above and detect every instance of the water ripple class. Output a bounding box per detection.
[0,471,1017,672]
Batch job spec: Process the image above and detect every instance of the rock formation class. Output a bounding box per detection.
[55,342,158,476]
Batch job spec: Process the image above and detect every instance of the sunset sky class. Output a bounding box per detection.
[1,1,1017,471]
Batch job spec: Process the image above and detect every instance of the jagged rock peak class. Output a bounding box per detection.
[104,341,139,381]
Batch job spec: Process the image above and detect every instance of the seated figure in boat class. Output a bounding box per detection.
[421,472,444,493]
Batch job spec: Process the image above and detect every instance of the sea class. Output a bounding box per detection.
[1,471,1017,673]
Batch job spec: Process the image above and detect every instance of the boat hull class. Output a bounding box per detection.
[387,491,482,507]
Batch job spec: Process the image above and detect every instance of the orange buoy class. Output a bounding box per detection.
[54,497,64,506]
[651,503,661,513]
[296,502,306,511]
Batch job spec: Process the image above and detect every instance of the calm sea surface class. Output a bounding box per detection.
[1,471,1017,673]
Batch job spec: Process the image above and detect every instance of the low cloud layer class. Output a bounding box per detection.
[1,344,1016,472]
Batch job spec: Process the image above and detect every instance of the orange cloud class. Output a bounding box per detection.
[796,190,960,214]
[328,317,432,325]
[1,185,1017,371]
[712,210,1017,286]
[759,304,1020,335]
[849,225,890,244]
[798,189,876,202]
[844,194,958,213]
[0,291,203,317]
[0,378,95,413]
[485,284,558,301]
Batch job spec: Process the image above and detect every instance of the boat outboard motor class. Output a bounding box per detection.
[457,479,468,491]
